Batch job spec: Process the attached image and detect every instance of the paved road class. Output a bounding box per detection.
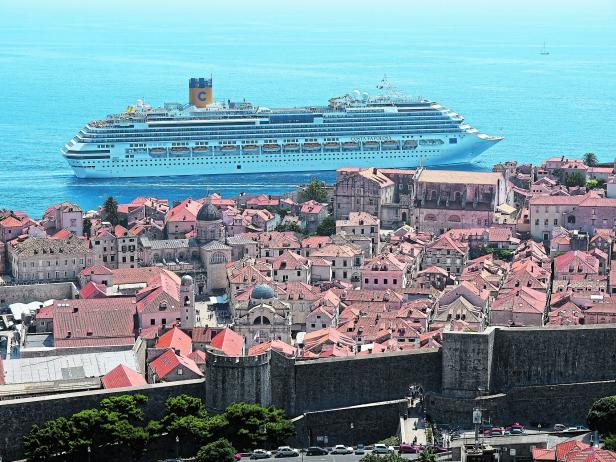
[240,454,419,461]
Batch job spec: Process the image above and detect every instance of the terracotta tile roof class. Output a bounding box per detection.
[532,448,556,461]
[209,328,244,357]
[303,327,356,353]
[301,235,332,249]
[554,251,599,275]
[492,287,547,314]
[80,264,113,277]
[166,198,203,223]
[312,243,361,258]
[53,302,136,348]
[156,327,192,357]
[0,216,23,228]
[418,169,502,185]
[191,326,223,344]
[149,349,203,379]
[79,281,108,299]
[272,251,309,270]
[248,340,296,357]
[102,364,147,389]
[187,349,206,364]
[556,442,592,462]
[426,234,468,254]
[300,200,325,214]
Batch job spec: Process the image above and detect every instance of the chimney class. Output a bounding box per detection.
[73,307,78,313]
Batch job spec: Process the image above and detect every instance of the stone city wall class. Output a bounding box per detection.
[0,282,78,305]
[0,379,205,461]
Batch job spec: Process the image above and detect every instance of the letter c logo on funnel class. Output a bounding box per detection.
[197,91,207,102]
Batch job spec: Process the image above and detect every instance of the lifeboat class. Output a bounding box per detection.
[262,143,281,152]
[170,146,190,157]
[363,141,379,150]
[193,145,209,151]
[284,143,300,152]
[303,142,321,151]
[324,142,340,151]
[242,144,258,151]
[221,145,238,151]
[149,147,166,153]
[342,141,359,149]
[403,140,418,148]
[382,140,399,150]
[148,147,167,158]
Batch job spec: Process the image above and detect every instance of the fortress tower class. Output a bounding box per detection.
[205,349,272,412]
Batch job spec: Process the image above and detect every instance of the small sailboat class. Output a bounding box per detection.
[540,42,550,55]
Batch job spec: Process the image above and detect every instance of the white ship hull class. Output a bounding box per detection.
[66,135,499,179]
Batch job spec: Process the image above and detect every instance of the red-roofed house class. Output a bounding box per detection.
[155,327,192,357]
[272,251,311,284]
[299,200,328,233]
[79,281,108,299]
[533,448,556,462]
[360,253,408,290]
[490,287,546,327]
[423,234,469,275]
[554,251,600,281]
[149,349,203,382]
[52,300,136,350]
[102,364,147,389]
[209,327,244,357]
[556,440,591,462]
[166,198,203,239]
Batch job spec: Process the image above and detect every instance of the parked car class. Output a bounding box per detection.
[554,424,567,432]
[508,423,524,434]
[331,445,353,455]
[399,443,423,454]
[373,444,394,454]
[427,445,449,453]
[250,449,272,459]
[354,444,366,455]
[305,447,328,456]
[275,446,299,458]
[490,427,504,436]
[483,429,492,437]
[234,454,242,461]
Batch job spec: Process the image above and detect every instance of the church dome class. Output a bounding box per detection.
[196,203,221,222]
[181,274,193,286]
[251,284,276,300]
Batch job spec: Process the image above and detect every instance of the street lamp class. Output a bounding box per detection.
[176,435,180,459]
[350,422,354,448]
[87,445,91,462]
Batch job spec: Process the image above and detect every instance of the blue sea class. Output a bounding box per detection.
[1,0,615,216]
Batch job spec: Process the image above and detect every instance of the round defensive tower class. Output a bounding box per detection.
[205,349,272,412]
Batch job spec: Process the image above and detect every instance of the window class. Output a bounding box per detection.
[177,368,183,375]
[554,219,558,225]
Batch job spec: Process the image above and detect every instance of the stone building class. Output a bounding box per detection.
[360,253,408,290]
[336,211,381,256]
[311,243,363,285]
[412,170,507,233]
[8,235,92,283]
[334,168,395,220]
[422,234,469,276]
[201,241,232,293]
[529,193,616,241]
[233,284,292,348]
[196,203,225,244]
[42,201,83,237]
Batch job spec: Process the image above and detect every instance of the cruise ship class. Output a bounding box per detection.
[62,77,503,179]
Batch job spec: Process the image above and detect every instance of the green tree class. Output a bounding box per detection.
[99,393,148,424]
[583,152,598,167]
[316,215,336,236]
[103,417,149,461]
[586,179,599,189]
[552,168,563,181]
[563,172,586,188]
[83,217,92,236]
[103,195,120,225]
[276,221,303,233]
[222,402,295,452]
[360,454,406,462]
[587,395,616,436]
[23,417,76,461]
[196,438,237,462]
[300,178,328,203]
[160,394,211,449]
[604,434,616,451]
[419,448,438,462]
